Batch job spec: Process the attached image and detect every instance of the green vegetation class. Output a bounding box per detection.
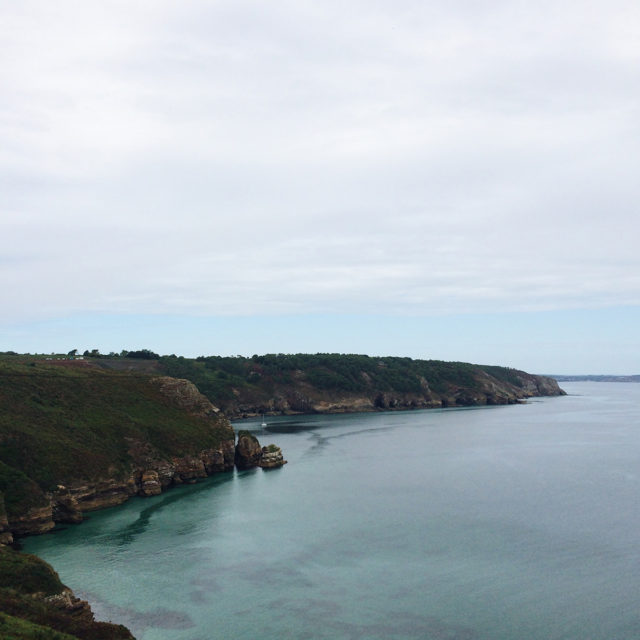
[0,547,64,597]
[0,547,132,639]
[0,463,49,518]
[0,611,78,640]
[156,352,537,413]
[0,359,232,521]
[190,353,511,395]
[1,351,556,420]
[125,349,160,360]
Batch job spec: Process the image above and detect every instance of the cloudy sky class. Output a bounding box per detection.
[2,0,639,373]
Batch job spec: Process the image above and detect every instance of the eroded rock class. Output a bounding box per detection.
[260,445,287,469]
[235,431,264,469]
[235,432,287,469]
[140,470,162,496]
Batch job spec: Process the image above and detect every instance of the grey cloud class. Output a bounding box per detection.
[1,0,639,324]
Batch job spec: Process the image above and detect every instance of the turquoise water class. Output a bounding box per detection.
[22,382,640,639]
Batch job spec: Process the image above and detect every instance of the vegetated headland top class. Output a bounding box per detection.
[0,350,564,420]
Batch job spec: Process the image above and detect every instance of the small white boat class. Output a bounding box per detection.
[261,413,267,427]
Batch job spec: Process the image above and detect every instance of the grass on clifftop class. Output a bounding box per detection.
[0,360,232,511]
[156,352,533,413]
[0,547,64,596]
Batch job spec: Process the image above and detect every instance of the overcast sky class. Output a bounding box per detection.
[2,1,639,373]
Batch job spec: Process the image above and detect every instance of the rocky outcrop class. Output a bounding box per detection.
[56,477,138,514]
[260,445,287,469]
[235,431,264,469]
[7,504,56,537]
[139,470,162,496]
[235,431,287,469]
[126,435,235,488]
[150,376,222,417]
[44,588,96,625]
[51,493,83,524]
[514,372,564,396]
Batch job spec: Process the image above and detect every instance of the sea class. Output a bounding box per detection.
[22,381,640,640]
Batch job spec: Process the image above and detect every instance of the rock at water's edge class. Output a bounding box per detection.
[260,445,287,469]
[235,431,287,469]
[235,431,264,469]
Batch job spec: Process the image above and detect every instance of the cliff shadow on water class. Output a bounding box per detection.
[103,473,238,550]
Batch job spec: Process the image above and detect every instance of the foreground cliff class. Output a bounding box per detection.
[0,545,134,639]
[0,361,235,540]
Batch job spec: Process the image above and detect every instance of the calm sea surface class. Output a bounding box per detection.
[22,382,640,640]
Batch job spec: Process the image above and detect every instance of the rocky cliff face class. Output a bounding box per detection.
[5,442,236,537]
[0,375,236,539]
[228,372,565,418]
[0,545,134,639]
[155,354,566,419]
[260,445,287,469]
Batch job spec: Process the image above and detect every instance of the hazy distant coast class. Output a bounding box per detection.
[551,374,640,383]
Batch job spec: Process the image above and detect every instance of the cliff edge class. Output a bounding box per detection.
[155,353,565,418]
[0,545,134,639]
[0,361,235,539]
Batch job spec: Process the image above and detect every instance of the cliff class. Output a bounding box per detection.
[0,361,235,539]
[0,545,133,639]
[154,353,565,418]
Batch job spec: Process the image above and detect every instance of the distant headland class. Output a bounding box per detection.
[551,374,640,383]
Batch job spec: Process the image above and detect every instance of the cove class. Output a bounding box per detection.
[22,382,640,640]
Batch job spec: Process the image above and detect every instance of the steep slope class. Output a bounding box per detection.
[155,353,565,417]
[0,545,133,639]
[0,360,235,539]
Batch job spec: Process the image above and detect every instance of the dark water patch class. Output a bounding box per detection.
[261,599,478,640]
[97,473,238,548]
[188,589,210,605]
[225,557,316,589]
[81,592,195,632]
[190,574,224,593]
